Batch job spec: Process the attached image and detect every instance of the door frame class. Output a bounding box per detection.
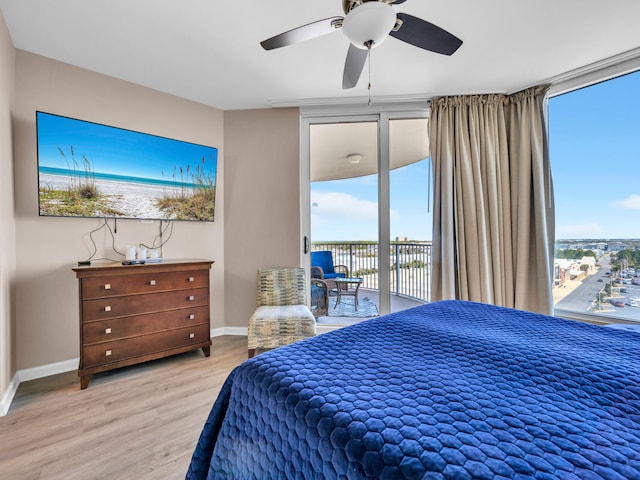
[300,101,430,317]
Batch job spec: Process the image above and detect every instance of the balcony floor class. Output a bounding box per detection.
[315,288,425,327]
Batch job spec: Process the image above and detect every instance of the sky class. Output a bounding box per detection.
[311,69,640,243]
[36,112,218,183]
[550,69,640,240]
[311,158,432,242]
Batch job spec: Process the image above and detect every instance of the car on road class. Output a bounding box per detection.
[609,300,625,307]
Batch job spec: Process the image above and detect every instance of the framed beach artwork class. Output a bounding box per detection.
[36,111,218,222]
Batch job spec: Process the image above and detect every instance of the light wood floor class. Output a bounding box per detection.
[0,335,248,480]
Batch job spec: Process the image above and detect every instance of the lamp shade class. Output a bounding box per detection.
[342,2,397,49]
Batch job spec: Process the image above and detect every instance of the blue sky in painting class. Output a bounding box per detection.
[36,112,218,183]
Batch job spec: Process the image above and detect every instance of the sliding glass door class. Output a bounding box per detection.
[302,104,430,321]
[309,119,380,317]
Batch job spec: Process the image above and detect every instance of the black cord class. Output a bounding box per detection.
[140,220,174,251]
[82,217,174,262]
[81,218,109,262]
[105,218,125,257]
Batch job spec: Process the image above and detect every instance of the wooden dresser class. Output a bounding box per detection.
[73,260,213,389]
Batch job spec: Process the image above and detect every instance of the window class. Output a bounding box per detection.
[550,69,640,322]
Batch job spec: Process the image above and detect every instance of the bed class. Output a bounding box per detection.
[187,300,640,479]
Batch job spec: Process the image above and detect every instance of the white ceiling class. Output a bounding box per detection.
[310,119,429,181]
[1,0,639,111]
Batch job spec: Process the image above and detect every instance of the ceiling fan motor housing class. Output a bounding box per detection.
[342,1,397,49]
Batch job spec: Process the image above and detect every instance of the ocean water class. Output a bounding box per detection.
[38,166,209,189]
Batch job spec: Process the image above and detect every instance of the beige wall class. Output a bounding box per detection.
[223,108,301,329]
[0,10,16,403]
[13,51,225,370]
[1,44,302,405]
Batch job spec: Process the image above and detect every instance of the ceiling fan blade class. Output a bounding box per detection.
[261,16,343,50]
[342,43,369,89]
[389,13,463,55]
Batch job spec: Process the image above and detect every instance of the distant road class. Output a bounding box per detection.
[556,255,640,322]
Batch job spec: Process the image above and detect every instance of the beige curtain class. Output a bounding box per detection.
[429,85,554,314]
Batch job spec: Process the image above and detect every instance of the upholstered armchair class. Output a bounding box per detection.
[247,267,317,358]
[310,250,349,290]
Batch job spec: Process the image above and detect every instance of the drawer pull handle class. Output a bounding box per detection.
[188,276,195,282]
[104,284,111,290]
[149,280,156,286]
[105,327,112,334]
[188,295,195,301]
[104,306,112,312]
[189,314,195,320]
[106,350,112,356]
[189,333,195,339]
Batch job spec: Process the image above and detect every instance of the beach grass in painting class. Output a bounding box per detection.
[36,112,218,222]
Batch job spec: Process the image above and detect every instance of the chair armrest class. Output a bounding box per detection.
[311,278,329,289]
[311,266,325,279]
[334,265,350,277]
[310,278,329,310]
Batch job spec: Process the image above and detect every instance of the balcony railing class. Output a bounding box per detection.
[312,242,432,302]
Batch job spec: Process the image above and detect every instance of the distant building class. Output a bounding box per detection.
[609,243,628,252]
[579,256,596,274]
[554,259,581,286]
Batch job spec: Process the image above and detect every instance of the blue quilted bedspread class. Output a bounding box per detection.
[187,300,640,479]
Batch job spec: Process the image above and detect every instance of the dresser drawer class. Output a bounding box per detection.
[83,305,209,345]
[82,287,209,321]
[82,323,211,368]
[81,270,209,299]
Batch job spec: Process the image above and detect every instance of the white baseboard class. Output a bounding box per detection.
[1,358,79,417]
[212,326,247,337]
[0,373,20,416]
[18,358,79,383]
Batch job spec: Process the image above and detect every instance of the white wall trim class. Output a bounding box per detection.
[0,358,78,416]
[545,46,640,97]
[18,358,79,383]
[211,327,247,337]
[0,374,19,416]
[272,93,431,110]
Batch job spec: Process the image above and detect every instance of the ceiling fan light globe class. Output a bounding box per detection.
[342,2,397,49]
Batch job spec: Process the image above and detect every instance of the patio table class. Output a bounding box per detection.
[334,277,363,310]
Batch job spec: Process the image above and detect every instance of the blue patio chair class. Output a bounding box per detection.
[311,250,349,290]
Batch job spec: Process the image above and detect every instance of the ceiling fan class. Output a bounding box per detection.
[260,0,463,89]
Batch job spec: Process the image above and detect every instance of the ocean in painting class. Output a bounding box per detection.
[38,166,205,190]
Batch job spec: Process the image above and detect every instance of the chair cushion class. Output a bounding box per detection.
[322,272,346,280]
[248,305,316,350]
